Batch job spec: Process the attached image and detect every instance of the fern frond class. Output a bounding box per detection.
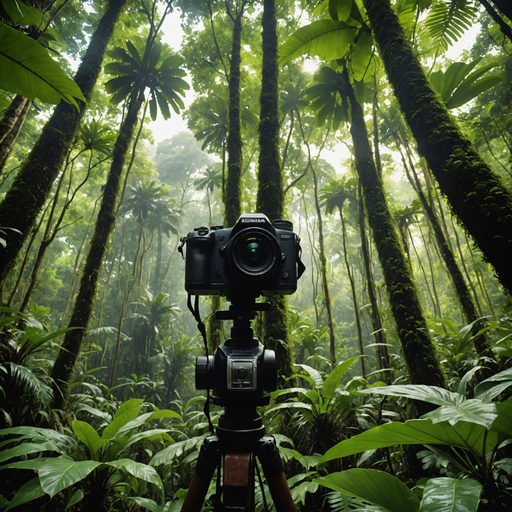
[4,363,53,410]
[423,0,477,56]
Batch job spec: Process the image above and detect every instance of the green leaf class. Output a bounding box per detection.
[290,480,319,505]
[105,459,163,489]
[279,20,358,65]
[130,497,163,512]
[72,421,104,459]
[418,477,482,512]
[5,477,45,511]
[491,397,512,437]
[0,441,62,464]
[38,459,101,497]
[150,436,206,467]
[0,23,85,108]
[66,489,84,510]
[350,27,375,82]
[447,75,505,109]
[295,364,324,389]
[102,399,143,440]
[116,409,181,437]
[315,469,420,512]
[358,384,465,406]
[474,366,512,402]
[2,0,42,26]
[320,419,499,463]
[421,400,497,429]
[323,356,360,401]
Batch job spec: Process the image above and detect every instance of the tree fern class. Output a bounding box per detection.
[423,0,477,56]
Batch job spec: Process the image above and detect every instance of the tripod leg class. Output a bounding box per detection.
[257,436,297,512]
[181,436,221,512]
[223,451,254,511]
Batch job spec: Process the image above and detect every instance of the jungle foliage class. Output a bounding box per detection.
[0,0,511,510]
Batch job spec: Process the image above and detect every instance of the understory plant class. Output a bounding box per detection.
[0,398,181,511]
[314,367,512,511]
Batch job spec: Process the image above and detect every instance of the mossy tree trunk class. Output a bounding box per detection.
[363,0,512,296]
[0,0,128,300]
[256,0,295,386]
[342,69,446,398]
[50,88,145,409]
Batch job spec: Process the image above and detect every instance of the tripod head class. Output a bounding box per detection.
[195,295,277,442]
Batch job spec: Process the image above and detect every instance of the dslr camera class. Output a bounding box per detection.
[182,213,305,298]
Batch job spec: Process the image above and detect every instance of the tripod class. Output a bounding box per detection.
[181,298,297,512]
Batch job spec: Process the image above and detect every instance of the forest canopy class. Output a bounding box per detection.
[0,0,511,510]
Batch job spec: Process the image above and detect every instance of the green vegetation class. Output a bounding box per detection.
[0,0,511,510]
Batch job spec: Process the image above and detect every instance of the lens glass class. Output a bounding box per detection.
[229,229,280,278]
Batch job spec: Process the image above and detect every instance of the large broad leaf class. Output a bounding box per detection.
[315,469,420,512]
[72,421,104,459]
[0,23,85,108]
[1,0,42,26]
[350,26,376,82]
[101,399,143,440]
[105,459,163,490]
[421,399,497,429]
[490,397,512,437]
[0,441,62,464]
[38,459,101,497]
[129,497,163,512]
[358,384,465,405]
[116,409,181,437]
[320,419,499,463]
[474,366,512,402]
[295,364,324,389]
[418,477,482,512]
[5,477,45,511]
[150,436,206,467]
[280,20,358,65]
[323,356,361,401]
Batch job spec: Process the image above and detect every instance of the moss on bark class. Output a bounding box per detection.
[343,69,447,396]
[0,0,128,298]
[363,0,512,296]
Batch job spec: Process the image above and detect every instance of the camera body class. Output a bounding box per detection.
[183,213,305,298]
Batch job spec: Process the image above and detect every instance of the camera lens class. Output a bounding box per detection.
[228,228,281,279]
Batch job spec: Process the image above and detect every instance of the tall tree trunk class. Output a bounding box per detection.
[339,206,365,376]
[0,0,128,300]
[363,0,512,296]
[0,97,31,174]
[50,90,145,409]
[224,4,244,228]
[358,181,392,381]
[256,0,294,386]
[479,0,512,43]
[342,69,447,399]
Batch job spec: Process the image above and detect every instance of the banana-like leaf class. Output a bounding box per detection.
[72,421,104,459]
[320,418,499,463]
[117,409,182,437]
[421,399,497,428]
[350,27,375,82]
[295,364,324,389]
[474,366,512,402]
[130,497,163,512]
[315,469,420,512]
[358,384,465,406]
[323,356,361,401]
[418,477,482,512]
[38,458,101,497]
[150,435,206,467]
[0,23,85,108]
[5,477,45,511]
[279,20,358,65]
[102,399,143,440]
[105,459,163,489]
[0,441,62,464]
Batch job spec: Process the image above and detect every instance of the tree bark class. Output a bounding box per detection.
[0,96,31,175]
[50,90,145,408]
[256,0,295,386]
[343,69,447,396]
[224,4,244,228]
[363,0,512,296]
[0,0,128,299]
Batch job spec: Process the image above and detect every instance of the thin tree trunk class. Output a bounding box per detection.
[479,0,512,43]
[224,4,244,227]
[0,97,31,174]
[363,0,512,295]
[50,88,145,408]
[342,68,447,398]
[0,0,128,299]
[339,206,365,376]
